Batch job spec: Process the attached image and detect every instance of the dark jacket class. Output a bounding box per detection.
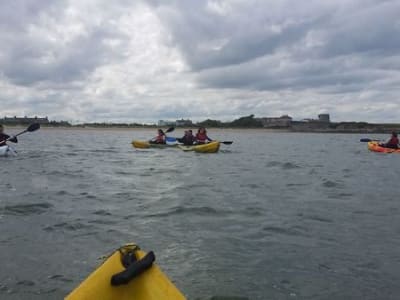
[0,133,17,146]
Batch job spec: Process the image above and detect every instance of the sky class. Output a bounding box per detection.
[0,0,399,123]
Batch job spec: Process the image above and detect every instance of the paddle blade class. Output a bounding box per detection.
[27,123,41,132]
[360,138,379,142]
[166,127,175,133]
[222,141,233,145]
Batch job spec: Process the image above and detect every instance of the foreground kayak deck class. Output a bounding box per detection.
[66,244,185,300]
[178,141,220,153]
[368,141,400,153]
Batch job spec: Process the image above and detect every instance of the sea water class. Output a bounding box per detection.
[1,128,399,299]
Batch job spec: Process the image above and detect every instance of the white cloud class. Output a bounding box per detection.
[0,0,399,123]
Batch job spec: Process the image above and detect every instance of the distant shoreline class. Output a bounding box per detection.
[2,124,397,134]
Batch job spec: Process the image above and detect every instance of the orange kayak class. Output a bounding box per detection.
[368,141,400,153]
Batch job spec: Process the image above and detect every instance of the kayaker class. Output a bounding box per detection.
[150,129,166,144]
[381,131,399,149]
[195,127,212,144]
[0,124,18,147]
[180,129,196,145]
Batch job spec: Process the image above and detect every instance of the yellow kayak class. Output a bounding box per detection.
[178,141,220,153]
[65,243,185,300]
[131,140,177,149]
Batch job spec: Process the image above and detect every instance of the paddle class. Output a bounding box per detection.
[165,127,175,134]
[0,123,41,144]
[360,138,380,142]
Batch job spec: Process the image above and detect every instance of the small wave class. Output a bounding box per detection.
[351,210,371,215]
[240,183,261,189]
[3,203,52,216]
[93,209,112,216]
[88,219,117,225]
[87,149,119,153]
[114,170,136,176]
[304,215,333,223]
[65,152,79,156]
[322,179,342,188]
[56,190,70,196]
[263,225,308,237]
[79,192,97,199]
[243,207,264,216]
[46,170,84,178]
[48,274,73,282]
[145,206,221,218]
[266,161,281,167]
[286,183,308,187]
[219,149,233,153]
[282,162,301,169]
[16,280,35,287]
[266,161,301,170]
[207,297,250,300]
[43,222,93,232]
[326,192,354,200]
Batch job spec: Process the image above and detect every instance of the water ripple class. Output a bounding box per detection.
[2,203,52,216]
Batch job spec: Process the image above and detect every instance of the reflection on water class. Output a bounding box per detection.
[1,129,400,299]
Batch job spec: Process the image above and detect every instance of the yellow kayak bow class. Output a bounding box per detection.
[66,243,185,300]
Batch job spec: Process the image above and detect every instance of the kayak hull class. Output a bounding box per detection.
[0,145,17,157]
[65,244,185,300]
[131,140,178,149]
[368,141,400,153]
[178,141,220,153]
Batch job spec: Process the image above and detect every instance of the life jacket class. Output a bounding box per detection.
[196,132,208,143]
[387,136,399,146]
[182,134,195,145]
[155,134,165,143]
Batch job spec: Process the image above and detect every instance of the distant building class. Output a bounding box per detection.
[175,119,193,127]
[158,120,176,127]
[318,114,330,123]
[2,116,49,125]
[258,115,292,128]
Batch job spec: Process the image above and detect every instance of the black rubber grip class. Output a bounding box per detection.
[111,251,155,286]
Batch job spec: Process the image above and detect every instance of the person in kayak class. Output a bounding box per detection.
[179,129,196,145]
[195,127,212,144]
[150,129,166,144]
[0,124,18,146]
[381,131,399,149]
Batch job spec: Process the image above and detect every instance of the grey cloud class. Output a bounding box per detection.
[0,1,131,86]
[148,1,327,70]
[148,0,400,96]
[1,0,400,123]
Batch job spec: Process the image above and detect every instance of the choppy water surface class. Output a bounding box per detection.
[1,128,400,299]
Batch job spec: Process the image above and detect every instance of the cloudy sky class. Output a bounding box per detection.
[0,0,399,123]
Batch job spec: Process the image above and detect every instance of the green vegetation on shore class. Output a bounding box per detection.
[2,115,400,133]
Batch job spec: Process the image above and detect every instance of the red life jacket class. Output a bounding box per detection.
[387,136,399,146]
[196,132,208,143]
[155,134,165,143]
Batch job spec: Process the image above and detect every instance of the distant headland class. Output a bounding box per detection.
[1,114,399,133]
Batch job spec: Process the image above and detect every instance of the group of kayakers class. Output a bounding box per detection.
[1,124,398,149]
[150,127,212,145]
